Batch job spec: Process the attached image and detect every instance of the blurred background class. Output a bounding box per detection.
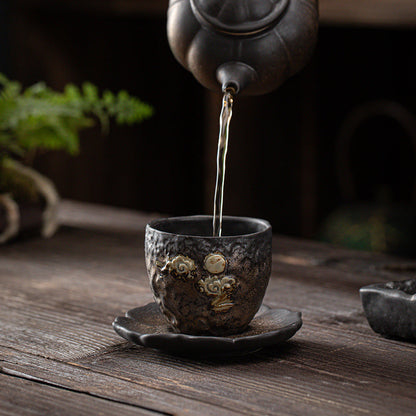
[1,0,416,253]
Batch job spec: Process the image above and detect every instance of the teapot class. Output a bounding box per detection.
[167,0,319,95]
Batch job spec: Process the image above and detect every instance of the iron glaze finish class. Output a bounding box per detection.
[145,215,272,335]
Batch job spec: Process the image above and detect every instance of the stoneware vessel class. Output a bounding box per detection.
[360,279,416,341]
[167,0,319,95]
[145,215,272,335]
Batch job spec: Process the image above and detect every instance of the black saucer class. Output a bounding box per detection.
[112,303,302,355]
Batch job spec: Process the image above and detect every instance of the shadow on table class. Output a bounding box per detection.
[111,339,301,366]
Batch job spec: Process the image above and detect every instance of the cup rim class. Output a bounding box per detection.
[147,215,271,239]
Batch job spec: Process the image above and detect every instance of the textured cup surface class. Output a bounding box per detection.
[145,215,272,335]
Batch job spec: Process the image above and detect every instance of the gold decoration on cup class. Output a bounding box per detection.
[159,255,196,279]
[199,275,236,312]
[204,252,226,274]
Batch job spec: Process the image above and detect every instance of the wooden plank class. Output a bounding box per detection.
[0,261,412,413]
[3,307,414,416]
[0,208,409,362]
[0,221,396,361]
[0,226,151,361]
[57,200,161,234]
[70,329,415,416]
[0,373,163,416]
[320,0,416,27]
[0,348,240,416]
[1,201,415,416]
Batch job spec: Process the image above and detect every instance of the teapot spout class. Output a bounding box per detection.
[216,62,258,95]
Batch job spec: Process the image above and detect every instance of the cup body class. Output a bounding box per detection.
[145,215,272,335]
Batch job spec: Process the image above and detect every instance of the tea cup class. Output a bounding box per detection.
[145,215,272,336]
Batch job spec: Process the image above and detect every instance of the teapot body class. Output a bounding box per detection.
[167,0,319,95]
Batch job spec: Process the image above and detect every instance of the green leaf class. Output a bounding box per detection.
[0,73,9,86]
[82,82,99,103]
[23,82,49,97]
[0,73,153,159]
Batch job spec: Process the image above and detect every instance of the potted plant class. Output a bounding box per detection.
[0,73,152,243]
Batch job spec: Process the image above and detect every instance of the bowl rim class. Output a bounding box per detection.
[360,279,416,302]
[146,215,271,239]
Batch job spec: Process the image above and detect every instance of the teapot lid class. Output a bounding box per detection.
[191,0,290,35]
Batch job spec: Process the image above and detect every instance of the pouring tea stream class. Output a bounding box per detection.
[116,0,321,338]
[168,0,318,236]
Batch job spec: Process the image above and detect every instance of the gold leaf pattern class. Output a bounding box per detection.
[199,275,236,312]
[159,255,196,279]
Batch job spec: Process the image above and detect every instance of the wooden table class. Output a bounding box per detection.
[1,201,415,415]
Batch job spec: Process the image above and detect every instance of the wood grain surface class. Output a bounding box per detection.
[0,200,415,415]
[319,0,416,27]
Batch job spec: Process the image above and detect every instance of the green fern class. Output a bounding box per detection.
[0,74,153,163]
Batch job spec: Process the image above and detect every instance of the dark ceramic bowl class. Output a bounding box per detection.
[360,279,416,341]
[145,215,272,336]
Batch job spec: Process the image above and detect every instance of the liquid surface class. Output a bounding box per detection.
[212,90,234,237]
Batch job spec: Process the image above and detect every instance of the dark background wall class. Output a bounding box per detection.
[2,1,416,239]
[6,6,206,217]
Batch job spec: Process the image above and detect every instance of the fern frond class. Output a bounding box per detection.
[0,73,153,159]
[0,80,22,101]
[0,73,10,87]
